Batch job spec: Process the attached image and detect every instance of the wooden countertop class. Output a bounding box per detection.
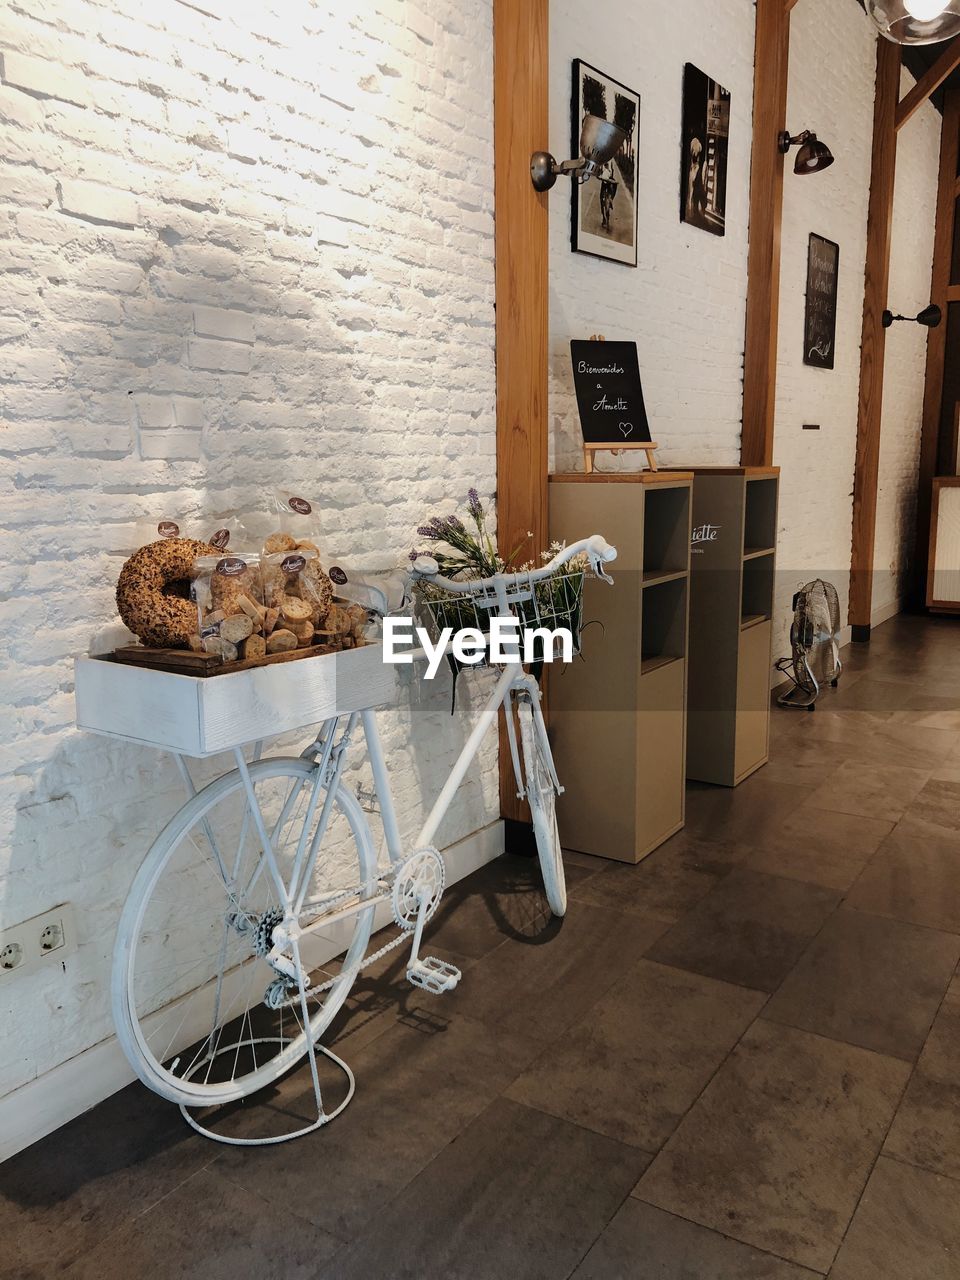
[658,465,780,477]
[549,471,693,484]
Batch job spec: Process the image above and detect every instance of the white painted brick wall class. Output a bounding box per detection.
[548,0,757,471]
[874,68,940,617]
[0,0,496,1109]
[773,0,877,661]
[774,1,939,661]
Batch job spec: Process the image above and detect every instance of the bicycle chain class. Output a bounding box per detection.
[260,871,410,1005]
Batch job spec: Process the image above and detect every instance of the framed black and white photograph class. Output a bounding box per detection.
[570,59,639,266]
[680,63,730,237]
[803,233,839,369]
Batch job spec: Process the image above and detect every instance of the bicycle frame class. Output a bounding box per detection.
[218,537,617,951]
[216,659,551,989]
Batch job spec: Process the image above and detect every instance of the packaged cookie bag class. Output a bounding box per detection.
[191,552,267,663]
[263,489,326,561]
[261,547,333,653]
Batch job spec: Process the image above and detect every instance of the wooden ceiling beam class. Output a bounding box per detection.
[896,35,960,130]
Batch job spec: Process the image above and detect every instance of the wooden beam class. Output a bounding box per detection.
[741,0,791,467]
[849,38,902,638]
[896,35,960,131]
[494,0,548,830]
[913,89,960,605]
[947,283,960,303]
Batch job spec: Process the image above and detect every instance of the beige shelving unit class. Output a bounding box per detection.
[547,471,693,864]
[665,465,779,787]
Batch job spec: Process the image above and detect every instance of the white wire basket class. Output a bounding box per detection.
[414,566,586,669]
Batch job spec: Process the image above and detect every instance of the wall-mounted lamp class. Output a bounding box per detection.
[882,303,943,328]
[530,114,628,192]
[778,130,835,175]
[865,0,960,45]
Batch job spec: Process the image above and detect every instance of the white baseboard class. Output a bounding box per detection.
[0,819,504,1164]
[835,596,903,649]
[870,596,902,630]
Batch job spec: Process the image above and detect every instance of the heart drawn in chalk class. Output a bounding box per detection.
[618,422,634,439]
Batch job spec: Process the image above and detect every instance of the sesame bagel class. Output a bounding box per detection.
[116,537,217,648]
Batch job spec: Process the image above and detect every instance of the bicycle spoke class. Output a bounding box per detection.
[118,758,377,1106]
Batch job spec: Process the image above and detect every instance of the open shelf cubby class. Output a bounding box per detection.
[641,576,687,674]
[743,476,778,557]
[741,549,774,626]
[643,483,690,579]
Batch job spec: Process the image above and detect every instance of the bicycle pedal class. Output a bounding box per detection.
[406,956,461,994]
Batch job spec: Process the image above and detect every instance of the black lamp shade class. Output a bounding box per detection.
[882,303,942,329]
[794,134,834,174]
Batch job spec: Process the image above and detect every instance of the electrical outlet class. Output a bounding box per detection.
[40,921,65,953]
[0,904,74,978]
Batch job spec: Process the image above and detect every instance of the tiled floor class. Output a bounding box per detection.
[4,613,960,1278]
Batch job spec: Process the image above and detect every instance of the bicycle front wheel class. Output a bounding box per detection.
[113,757,378,1108]
[517,697,566,917]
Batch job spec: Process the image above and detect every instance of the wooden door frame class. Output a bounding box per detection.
[913,88,960,605]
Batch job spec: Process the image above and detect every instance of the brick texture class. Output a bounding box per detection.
[0,0,497,1107]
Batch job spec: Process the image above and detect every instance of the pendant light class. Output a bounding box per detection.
[865,0,960,45]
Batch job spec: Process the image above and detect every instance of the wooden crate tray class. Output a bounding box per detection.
[111,639,359,677]
[75,641,396,757]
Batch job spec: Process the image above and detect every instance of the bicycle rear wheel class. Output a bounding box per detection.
[517,697,566,917]
[113,757,378,1108]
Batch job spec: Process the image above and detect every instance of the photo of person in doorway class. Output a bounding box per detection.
[680,63,729,237]
[685,135,705,225]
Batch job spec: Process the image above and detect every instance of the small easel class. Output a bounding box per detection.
[582,335,659,474]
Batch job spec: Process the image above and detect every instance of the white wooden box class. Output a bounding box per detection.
[75,643,397,757]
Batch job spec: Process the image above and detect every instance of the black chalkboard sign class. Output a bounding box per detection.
[570,340,651,443]
[803,233,839,370]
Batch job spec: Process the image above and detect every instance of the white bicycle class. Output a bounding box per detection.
[112,535,616,1138]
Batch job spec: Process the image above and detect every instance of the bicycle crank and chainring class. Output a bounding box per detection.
[391,847,445,931]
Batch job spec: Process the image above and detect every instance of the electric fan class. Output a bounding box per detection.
[775,579,842,710]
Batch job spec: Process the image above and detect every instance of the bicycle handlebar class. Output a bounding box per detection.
[409,534,617,595]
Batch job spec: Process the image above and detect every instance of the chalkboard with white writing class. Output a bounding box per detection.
[803,233,839,370]
[570,339,652,444]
